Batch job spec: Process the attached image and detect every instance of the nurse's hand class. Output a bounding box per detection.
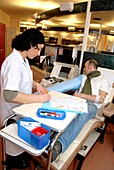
[37,93,51,103]
[36,84,48,94]
[33,81,47,94]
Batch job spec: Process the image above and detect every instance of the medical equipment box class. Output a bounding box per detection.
[17,117,50,149]
[37,108,66,120]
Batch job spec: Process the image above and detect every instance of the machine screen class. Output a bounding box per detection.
[58,66,71,78]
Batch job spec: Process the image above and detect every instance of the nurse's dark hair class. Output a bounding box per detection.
[11,28,44,51]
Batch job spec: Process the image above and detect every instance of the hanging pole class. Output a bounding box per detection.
[79,0,92,73]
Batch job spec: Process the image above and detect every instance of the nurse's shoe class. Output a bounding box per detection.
[16,152,30,169]
[5,152,30,169]
[4,155,16,169]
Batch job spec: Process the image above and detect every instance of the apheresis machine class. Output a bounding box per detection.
[40,61,79,88]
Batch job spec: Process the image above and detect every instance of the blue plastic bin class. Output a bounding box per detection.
[17,117,50,149]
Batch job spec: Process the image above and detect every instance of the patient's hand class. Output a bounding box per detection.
[73,92,81,98]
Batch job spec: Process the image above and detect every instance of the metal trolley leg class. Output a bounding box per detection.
[45,131,61,170]
[1,114,16,170]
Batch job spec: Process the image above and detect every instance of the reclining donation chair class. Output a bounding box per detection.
[38,67,114,170]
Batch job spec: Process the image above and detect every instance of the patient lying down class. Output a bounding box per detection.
[50,59,110,162]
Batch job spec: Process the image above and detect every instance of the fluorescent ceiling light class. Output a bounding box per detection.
[42,25,47,29]
[20,21,35,25]
[68,27,75,31]
[109,30,114,34]
[76,33,84,36]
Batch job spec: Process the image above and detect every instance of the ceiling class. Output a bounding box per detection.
[1,0,114,32]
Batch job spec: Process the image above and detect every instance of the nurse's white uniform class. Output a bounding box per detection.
[0,49,33,156]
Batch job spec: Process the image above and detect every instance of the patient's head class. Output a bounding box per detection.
[83,60,98,75]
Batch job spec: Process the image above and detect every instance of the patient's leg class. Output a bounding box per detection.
[58,102,97,152]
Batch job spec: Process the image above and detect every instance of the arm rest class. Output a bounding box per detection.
[103,103,114,117]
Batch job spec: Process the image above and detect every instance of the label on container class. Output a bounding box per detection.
[20,121,41,131]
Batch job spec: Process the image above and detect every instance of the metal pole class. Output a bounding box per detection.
[79,0,92,73]
[1,114,15,170]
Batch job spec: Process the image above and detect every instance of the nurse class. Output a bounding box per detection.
[0,28,51,169]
